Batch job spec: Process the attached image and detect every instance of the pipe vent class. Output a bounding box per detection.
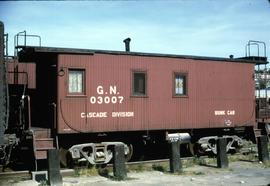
[123,38,131,52]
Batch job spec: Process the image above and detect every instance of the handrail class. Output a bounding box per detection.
[14,31,42,57]
[14,31,26,57]
[245,43,259,57]
[246,40,266,57]
[20,95,32,130]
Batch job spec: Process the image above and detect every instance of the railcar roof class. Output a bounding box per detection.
[17,45,268,65]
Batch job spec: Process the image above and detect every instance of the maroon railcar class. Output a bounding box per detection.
[5,42,266,167]
[2,23,269,170]
[56,53,254,133]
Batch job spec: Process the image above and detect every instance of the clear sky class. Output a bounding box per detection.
[0,0,270,58]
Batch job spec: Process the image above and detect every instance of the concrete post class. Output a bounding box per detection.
[257,135,269,163]
[47,149,63,186]
[113,144,127,180]
[169,141,182,173]
[217,137,228,168]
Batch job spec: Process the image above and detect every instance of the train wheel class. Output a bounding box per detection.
[188,143,205,156]
[188,143,195,156]
[59,148,68,167]
[125,143,133,162]
[59,148,74,168]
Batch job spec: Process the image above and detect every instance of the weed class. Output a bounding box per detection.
[182,157,205,167]
[152,164,167,172]
[73,166,99,177]
[38,180,48,186]
[98,168,110,177]
[262,161,270,168]
[128,163,153,172]
[128,164,145,172]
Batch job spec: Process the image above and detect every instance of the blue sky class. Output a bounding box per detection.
[0,0,270,58]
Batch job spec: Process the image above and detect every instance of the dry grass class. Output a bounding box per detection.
[73,140,270,177]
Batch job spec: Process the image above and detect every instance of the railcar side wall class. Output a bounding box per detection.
[57,54,255,133]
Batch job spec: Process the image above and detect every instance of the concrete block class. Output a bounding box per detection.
[31,171,47,183]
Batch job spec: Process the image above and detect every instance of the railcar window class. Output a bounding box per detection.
[174,73,187,96]
[68,69,85,94]
[133,72,147,96]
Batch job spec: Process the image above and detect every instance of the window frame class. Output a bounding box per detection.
[173,72,188,97]
[67,68,86,96]
[131,70,148,97]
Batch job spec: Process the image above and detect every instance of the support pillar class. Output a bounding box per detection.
[113,144,127,180]
[169,141,182,173]
[257,135,269,163]
[47,149,63,186]
[217,137,228,168]
[0,21,7,146]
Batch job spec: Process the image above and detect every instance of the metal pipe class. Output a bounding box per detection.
[50,102,58,148]
[248,40,266,57]
[24,32,26,46]
[265,64,268,100]
[14,31,26,56]
[25,34,41,46]
[123,38,131,52]
[14,64,18,85]
[26,95,31,129]
[51,102,57,130]
[20,95,32,130]
[258,64,260,98]
[245,43,259,57]
[4,33,8,57]
[5,61,9,131]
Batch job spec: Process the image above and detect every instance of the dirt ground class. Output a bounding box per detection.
[2,160,269,186]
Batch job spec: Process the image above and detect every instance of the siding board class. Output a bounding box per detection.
[57,54,255,133]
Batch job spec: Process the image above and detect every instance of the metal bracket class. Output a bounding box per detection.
[68,142,127,165]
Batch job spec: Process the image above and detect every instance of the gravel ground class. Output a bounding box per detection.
[3,161,269,186]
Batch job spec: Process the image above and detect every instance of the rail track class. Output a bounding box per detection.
[0,145,258,180]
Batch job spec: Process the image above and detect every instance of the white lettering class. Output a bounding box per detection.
[109,86,117,95]
[97,86,104,94]
[104,96,110,104]
[90,96,124,104]
[81,112,134,119]
[90,96,96,104]
[215,110,236,116]
[97,96,103,104]
[118,96,124,104]
[215,111,225,116]
[91,86,124,104]
[227,110,235,115]
[112,112,134,118]
[81,112,86,118]
[81,112,108,118]
[111,96,117,104]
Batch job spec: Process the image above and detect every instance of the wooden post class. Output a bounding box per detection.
[113,144,127,180]
[47,149,62,186]
[257,135,269,163]
[169,141,182,173]
[217,138,229,168]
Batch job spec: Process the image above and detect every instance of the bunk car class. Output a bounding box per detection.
[11,41,266,166]
[1,22,268,168]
